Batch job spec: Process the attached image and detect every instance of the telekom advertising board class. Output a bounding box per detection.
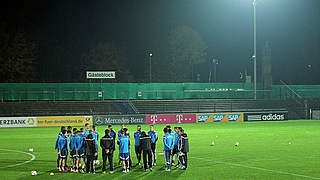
[146,114,197,124]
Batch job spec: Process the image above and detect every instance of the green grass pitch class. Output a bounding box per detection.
[1,120,320,180]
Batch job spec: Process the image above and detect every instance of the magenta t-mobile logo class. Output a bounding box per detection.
[176,114,183,123]
[151,115,158,124]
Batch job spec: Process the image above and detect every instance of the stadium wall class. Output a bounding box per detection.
[0,111,292,128]
[0,113,243,128]
[0,116,93,128]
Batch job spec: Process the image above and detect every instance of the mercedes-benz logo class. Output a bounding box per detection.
[95,117,103,125]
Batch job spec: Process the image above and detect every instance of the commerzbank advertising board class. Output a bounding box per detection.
[0,117,37,128]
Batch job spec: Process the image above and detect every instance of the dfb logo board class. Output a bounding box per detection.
[37,116,93,127]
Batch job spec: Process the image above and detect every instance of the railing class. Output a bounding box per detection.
[133,99,287,114]
[183,89,272,99]
[1,87,320,101]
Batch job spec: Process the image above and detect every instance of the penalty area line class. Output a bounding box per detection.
[190,156,320,180]
[0,149,36,169]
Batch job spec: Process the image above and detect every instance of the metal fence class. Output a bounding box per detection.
[1,83,320,101]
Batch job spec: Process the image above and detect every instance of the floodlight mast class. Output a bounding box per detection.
[253,0,257,99]
[149,53,153,83]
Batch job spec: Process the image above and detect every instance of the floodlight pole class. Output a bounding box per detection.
[253,0,257,99]
[149,53,152,83]
[213,58,219,83]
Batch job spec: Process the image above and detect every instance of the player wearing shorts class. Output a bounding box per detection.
[73,130,81,172]
[55,126,66,169]
[117,124,127,164]
[148,125,158,166]
[77,128,86,173]
[118,130,130,173]
[69,128,77,172]
[134,125,142,165]
[58,129,69,172]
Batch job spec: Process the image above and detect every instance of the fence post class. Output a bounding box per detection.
[304,100,308,120]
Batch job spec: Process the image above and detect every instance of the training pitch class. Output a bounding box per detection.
[0,120,320,180]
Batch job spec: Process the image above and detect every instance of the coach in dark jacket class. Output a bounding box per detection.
[139,131,153,171]
[178,129,189,170]
[85,130,97,173]
[100,129,114,172]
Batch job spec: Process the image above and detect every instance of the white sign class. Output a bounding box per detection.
[0,117,37,128]
[86,71,116,79]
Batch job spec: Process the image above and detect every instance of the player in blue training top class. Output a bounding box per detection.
[148,125,158,165]
[118,130,130,173]
[118,123,130,138]
[171,127,181,167]
[108,124,116,153]
[73,130,81,172]
[84,123,90,137]
[69,128,78,172]
[58,129,69,172]
[163,127,174,171]
[134,125,142,165]
[92,125,99,165]
[166,125,173,135]
[117,124,129,164]
[76,128,86,173]
[65,129,72,170]
[55,126,66,169]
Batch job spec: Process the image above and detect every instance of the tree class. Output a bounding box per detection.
[165,26,207,82]
[80,42,134,82]
[0,26,38,82]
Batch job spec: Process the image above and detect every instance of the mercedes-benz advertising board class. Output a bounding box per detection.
[93,115,146,125]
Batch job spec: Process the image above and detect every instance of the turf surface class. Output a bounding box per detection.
[0,120,320,180]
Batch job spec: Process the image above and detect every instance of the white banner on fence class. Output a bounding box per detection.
[86,71,116,79]
[0,117,37,128]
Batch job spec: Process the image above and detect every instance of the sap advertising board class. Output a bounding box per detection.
[197,113,244,123]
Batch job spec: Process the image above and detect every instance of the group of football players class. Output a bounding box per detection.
[55,123,189,174]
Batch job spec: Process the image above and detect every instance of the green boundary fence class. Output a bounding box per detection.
[0,83,320,101]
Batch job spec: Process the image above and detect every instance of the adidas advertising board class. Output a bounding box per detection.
[245,112,288,121]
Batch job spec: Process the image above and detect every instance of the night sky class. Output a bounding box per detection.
[1,0,320,84]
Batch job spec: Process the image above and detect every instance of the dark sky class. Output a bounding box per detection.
[2,0,320,84]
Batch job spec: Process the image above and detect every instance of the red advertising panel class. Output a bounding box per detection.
[146,114,197,124]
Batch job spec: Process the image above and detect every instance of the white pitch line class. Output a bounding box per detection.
[0,149,35,169]
[190,156,320,180]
